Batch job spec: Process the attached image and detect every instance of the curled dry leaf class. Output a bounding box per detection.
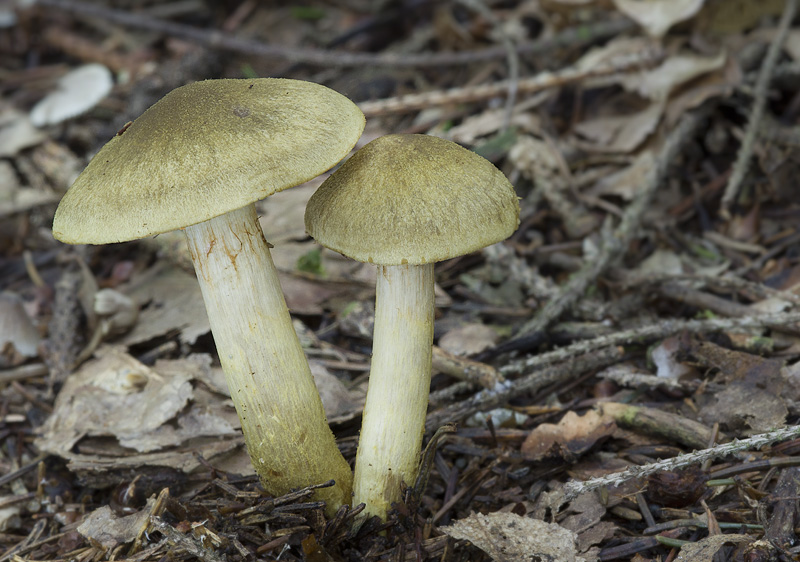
[621,51,727,101]
[574,99,664,153]
[521,410,616,462]
[35,348,239,457]
[612,0,705,38]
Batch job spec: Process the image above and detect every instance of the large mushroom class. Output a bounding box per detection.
[304,134,519,519]
[53,78,365,512]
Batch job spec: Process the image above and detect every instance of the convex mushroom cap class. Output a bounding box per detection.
[53,78,365,244]
[305,134,520,265]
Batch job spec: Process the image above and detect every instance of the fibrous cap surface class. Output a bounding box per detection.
[53,78,365,244]
[305,134,520,265]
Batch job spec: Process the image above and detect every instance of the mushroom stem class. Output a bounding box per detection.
[353,263,435,520]
[184,204,352,514]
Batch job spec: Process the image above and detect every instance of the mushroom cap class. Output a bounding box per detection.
[305,134,520,265]
[53,78,365,244]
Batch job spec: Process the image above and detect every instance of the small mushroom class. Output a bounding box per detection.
[53,78,365,513]
[305,134,519,519]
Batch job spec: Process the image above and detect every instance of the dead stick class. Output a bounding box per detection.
[359,48,661,116]
[36,0,633,68]
[553,424,800,506]
[514,103,714,339]
[502,310,800,377]
[600,402,724,450]
[720,0,798,217]
[426,346,623,431]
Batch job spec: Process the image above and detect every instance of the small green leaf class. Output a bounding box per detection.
[290,6,326,20]
[240,64,259,79]
[472,127,519,161]
[297,247,325,276]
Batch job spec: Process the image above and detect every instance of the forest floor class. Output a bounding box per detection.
[3,0,800,560]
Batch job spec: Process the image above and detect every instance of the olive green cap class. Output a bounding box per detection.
[305,134,520,266]
[53,78,365,244]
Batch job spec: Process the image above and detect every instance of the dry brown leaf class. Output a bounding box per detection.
[77,501,152,551]
[521,410,616,462]
[122,265,210,346]
[309,360,363,420]
[622,51,727,100]
[690,340,787,432]
[574,100,664,153]
[439,323,499,357]
[613,0,705,38]
[442,512,587,562]
[35,349,239,456]
[674,534,751,561]
[588,150,654,200]
[257,179,321,245]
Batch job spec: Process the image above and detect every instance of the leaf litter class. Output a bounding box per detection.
[3,0,800,560]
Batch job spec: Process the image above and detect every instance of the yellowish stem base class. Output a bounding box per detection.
[184,205,352,514]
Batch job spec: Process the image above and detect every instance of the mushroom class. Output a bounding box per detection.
[52,78,365,513]
[304,134,519,519]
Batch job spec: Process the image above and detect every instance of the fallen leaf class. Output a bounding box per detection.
[0,106,47,157]
[589,150,655,200]
[35,348,200,455]
[0,292,41,367]
[521,410,616,462]
[646,467,709,507]
[77,501,152,551]
[122,265,210,346]
[257,179,321,245]
[574,100,664,153]
[439,323,499,356]
[675,534,751,561]
[621,51,727,101]
[689,339,787,432]
[442,511,587,562]
[613,0,705,38]
[309,360,363,420]
[30,64,113,127]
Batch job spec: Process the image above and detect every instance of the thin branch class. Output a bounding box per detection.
[502,309,800,377]
[426,346,623,431]
[35,0,633,68]
[513,103,714,339]
[555,424,800,505]
[719,0,798,218]
[359,48,661,115]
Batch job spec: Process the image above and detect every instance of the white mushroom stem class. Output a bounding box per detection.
[184,204,352,514]
[353,263,435,520]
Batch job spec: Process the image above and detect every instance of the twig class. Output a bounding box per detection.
[513,103,714,339]
[425,346,623,431]
[432,346,504,389]
[501,310,800,377]
[149,516,225,562]
[719,0,798,218]
[35,0,633,68]
[359,48,662,116]
[457,0,519,130]
[555,424,800,505]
